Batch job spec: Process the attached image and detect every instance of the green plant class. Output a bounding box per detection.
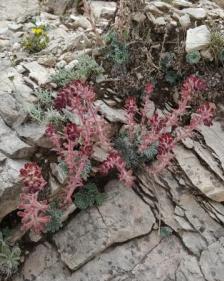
[0,232,21,280]
[45,203,63,233]
[104,31,129,65]
[186,50,201,64]
[160,52,175,70]
[209,31,224,62]
[114,132,157,170]
[165,70,180,85]
[51,55,104,87]
[74,183,106,210]
[22,25,49,53]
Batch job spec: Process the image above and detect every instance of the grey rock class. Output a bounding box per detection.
[179,14,191,28]
[200,237,224,281]
[90,1,117,19]
[22,61,54,86]
[176,256,205,281]
[70,15,92,30]
[53,180,155,270]
[0,0,39,21]
[16,123,52,148]
[0,116,35,159]
[174,146,224,202]
[44,0,74,15]
[0,158,26,221]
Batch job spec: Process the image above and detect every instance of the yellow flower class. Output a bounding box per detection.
[32,27,44,36]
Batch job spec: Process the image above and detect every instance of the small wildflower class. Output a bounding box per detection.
[32,27,44,36]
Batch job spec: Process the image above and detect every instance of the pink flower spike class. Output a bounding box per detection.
[196,102,216,127]
[18,193,50,234]
[158,133,174,155]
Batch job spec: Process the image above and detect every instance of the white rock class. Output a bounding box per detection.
[186,25,211,52]
[179,14,191,28]
[181,8,207,19]
[201,48,213,60]
[22,61,53,85]
[173,0,192,7]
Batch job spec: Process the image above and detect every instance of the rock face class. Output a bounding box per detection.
[0,0,39,21]
[174,146,224,202]
[186,25,211,52]
[0,159,26,221]
[53,181,155,270]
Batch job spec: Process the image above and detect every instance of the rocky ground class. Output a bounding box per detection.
[1,0,224,280]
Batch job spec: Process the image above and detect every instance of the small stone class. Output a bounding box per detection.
[201,48,213,61]
[186,25,211,52]
[70,15,92,29]
[154,16,166,25]
[181,8,207,19]
[8,22,22,31]
[173,0,192,8]
[90,1,117,19]
[94,100,127,123]
[179,14,191,29]
[22,61,54,85]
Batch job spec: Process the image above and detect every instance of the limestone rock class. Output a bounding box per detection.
[200,238,224,281]
[0,159,26,221]
[22,61,54,86]
[0,116,35,159]
[198,122,224,170]
[174,146,224,202]
[179,14,191,28]
[94,100,127,123]
[90,1,117,19]
[173,0,192,8]
[16,123,52,148]
[70,15,92,30]
[186,25,211,52]
[0,92,26,128]
[53,181,155,270]
[44,0,73,15]
[0,0,39,21]
[181,8,207,19]
[176,256,205,281]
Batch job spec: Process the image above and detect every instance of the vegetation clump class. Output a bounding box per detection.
[22,23,49,53]
[0,232,21,280]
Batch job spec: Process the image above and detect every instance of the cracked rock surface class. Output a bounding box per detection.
[0,0,224,280]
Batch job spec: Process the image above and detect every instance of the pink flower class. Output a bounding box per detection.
[125,96,138,114]
[158,133,174,155]
[145,82,154,95]
[150,114,167,134]
[20,163,47,193]
[196,102,216,127]
[100,151,135,187]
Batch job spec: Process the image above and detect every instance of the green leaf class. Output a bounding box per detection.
[74,183,105,210]
[186,51,201,64]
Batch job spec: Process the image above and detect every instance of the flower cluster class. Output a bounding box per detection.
[100,151,135,187]
[46,81,111,204]
[18,163,50,234]
[122,76,215,175]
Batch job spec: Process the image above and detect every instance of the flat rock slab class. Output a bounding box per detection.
[200,237,224,281]
[174,145,224,202]
[53,180,155,270]
[0,0,39,21]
